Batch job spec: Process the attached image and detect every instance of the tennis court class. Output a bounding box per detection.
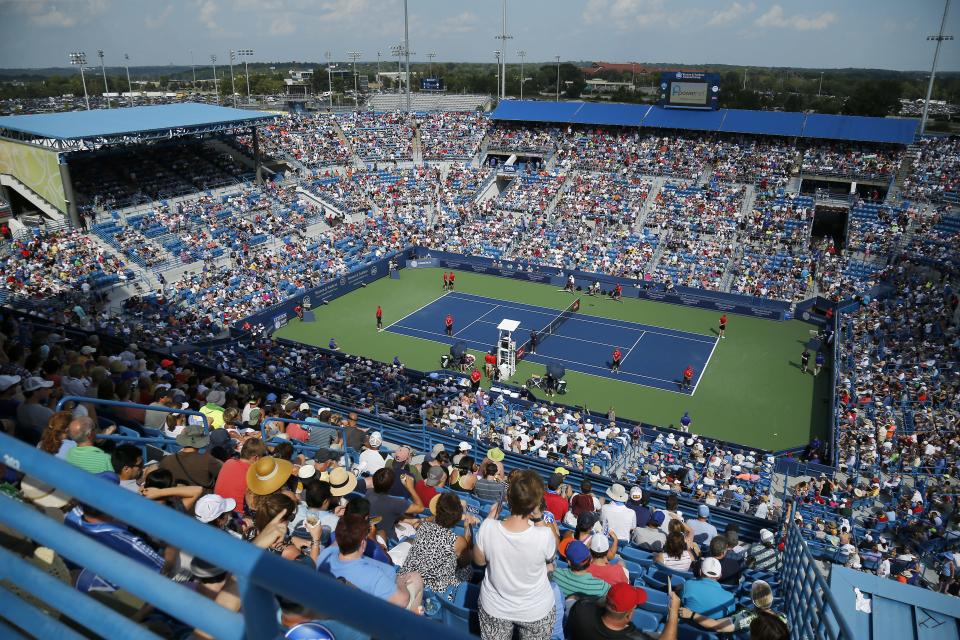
[386,290,718,394]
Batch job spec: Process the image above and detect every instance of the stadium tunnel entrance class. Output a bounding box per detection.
[812,205,849,249]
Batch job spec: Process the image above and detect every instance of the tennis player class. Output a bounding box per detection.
[719,314,727,339]
[682,365,694,392]
[445,313,454,336]
[612,283,623,302]
[376,305,383,331]
[611,347,623,373]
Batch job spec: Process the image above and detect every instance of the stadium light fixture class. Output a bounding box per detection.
[124,54,133,107]
[324,51,334,109]
[69,52,90,110]
[97,49,110,109]
[235,49,254,104]
[376,51,382,89]
[495,51,501,102]
[921,0,953,134]
[427,52,436,79]
[347,51,362,105]
[403,0,411,113]
[555,55,560,102]
[228,50,238,107]
[210,54,219,105]
[495,0,512,100]
[518,50,526,100]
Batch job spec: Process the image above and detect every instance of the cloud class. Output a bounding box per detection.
[270,13,296,35]
[439,11,478,34]
[196,0,222,33]
[755,5,836,31]
[708,2,755,27]
[30,7,77,27]
[583,0,704,30]
[145,4,174,29]
[11,0,108,28]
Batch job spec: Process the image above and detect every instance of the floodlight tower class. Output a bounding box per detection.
[403,0,411,112]
[98,49,110,108]
[69,52,90,110]
[210,55,219,105]
[495,0,512,99]
[228,50,238,107]
[347,51,362,104]
[555,55,561,101]
[427,52,436,78]
[921,0,953,134]
[236,49,254,103]
[324,51,334,108]
[518,50,526,100]
[123,54,133,106]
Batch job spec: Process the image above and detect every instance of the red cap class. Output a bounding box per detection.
[160,359,175,368]
[606,582,648,612]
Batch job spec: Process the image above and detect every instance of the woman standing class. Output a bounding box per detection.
[400,493,476,593]
[473,470,558,639]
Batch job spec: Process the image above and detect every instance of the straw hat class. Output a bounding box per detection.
[245,456,293,495]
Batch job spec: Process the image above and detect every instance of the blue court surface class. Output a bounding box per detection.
[385,291,718,394]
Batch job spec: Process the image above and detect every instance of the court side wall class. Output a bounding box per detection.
[0,138,66,212]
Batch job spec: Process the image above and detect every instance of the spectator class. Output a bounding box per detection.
[625,486,652,528]
[747,529,780,572]
[65,417,113,474]
[681,579,786,634]
[686,505,719,546]
[365,467,424,539]
[554,539,611,598]
[415,465,446,506]
[584,534,629,587]
[37,410,76,459]
[631,510,667,551]
[473,469,557,639]
[214,438,267,512]
[600,483,636,543]
[566,582,681,640]
[318,514,424,612]
[111,444,143,491]
[570,479,600,519]
[158,424,222,489]
[695,535,742,586]
[358,431,386,475]
[144,387,175,430]
[199,389,227,429]
[16,376,55,445]
[449,456,477,492]
[544,471,571,523]
[655,530,696,573]
[473,462,506,503]
[400,492,476,593]
[682,557,735,618]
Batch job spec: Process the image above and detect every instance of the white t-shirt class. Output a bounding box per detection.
[359,449,386,474]
[601,502,637,542]
[477,519,556,622]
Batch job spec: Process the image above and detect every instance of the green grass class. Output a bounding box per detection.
[273,268,830,451]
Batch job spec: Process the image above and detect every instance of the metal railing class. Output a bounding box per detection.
[0,432,474,640]
[782,522,855,640]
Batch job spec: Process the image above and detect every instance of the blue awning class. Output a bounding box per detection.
[801,114,918,144]
[719,109,805,137]
[489,100,584,124]
[640,106,727,132]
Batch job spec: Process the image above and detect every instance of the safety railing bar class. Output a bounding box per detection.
[0,495,245,640]
[55,395,211,433]
[0,585,89,640]
[262,415,352,465]
[0,546,164,640]
[0,619,29,640]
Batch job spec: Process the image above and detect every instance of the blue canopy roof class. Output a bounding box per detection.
[489,100,918,144]
[0,103,278,141]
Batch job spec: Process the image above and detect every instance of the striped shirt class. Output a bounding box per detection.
[552,569,610,598]
[473,478,506,503]
[747,542,780,572]
[65,445,113,474]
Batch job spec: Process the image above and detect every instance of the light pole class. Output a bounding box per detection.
[555,55,561,101]
[403,0,411,112]
[98,49,110,109]
[70,52,90,110]
[347,51,361,105]
[325,51,334,109]
[228,50,238,107]
[124,54,133,106]
[427,52,436,79]
[517,50,526,100]
[190,50,197,90]
[376,51,381,89]
[210,55,219,105]
[495,51,501,101]
[921,0,953,134]
[495,0,512,99]
[235,49,253,103]
[817,71,823,97]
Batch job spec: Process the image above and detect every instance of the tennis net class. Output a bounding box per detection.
[517,298,580,359]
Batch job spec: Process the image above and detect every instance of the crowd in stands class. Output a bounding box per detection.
[800,143,902,181]
[554,173,650,226]
[708,137,795,187]
[496,172,567,214]
[337,111,414,162]
[417,112,488,160]
[902,137,960,204]
[251,114,353,168]
[556,130,710,179]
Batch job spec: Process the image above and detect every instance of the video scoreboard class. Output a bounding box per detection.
[421,77,445,91]
[659,71,720,110]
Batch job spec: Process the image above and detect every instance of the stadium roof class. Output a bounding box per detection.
[0,103,279,151]
[489,100,918,145]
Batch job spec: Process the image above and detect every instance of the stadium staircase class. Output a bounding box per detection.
[412,129,424,165]
[888,143,919,203]
[631,176,665,232]
[542,172,572,221]
[0,173,65,222]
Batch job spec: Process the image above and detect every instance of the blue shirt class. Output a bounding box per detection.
[815,352,825,365]
[682,578,735,617]
[316,548,397,601]
[329,339,338,349]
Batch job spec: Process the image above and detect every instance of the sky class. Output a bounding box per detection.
[0,0,957,71]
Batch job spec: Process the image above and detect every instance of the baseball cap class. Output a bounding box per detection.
[0,375,21,392]
[630,486,643,500]
[606,583,648,612]
[547,472,565,490]
[368,431,383,448]
[701,557,722,578]
[760,528,775,543]
[299,402,311,412]
[194,494,236,523]
[650,511,665,526]
[698,505,710,518]
[458,441,472,452]
[424,466,446,487]
[430,443,445,459]
[80,346,97,355]
[564,540,591,565]
[22,377,54,393]
[589,534,610,554]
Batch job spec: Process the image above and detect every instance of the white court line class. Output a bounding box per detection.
[617,332,646,367]
[389,324,491,352]
[455,304,500,337]
[470,318,639,351]
[449,290,715,342]
[383,290,452,332]
[391,322,691,395]
[690,337,720,396]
